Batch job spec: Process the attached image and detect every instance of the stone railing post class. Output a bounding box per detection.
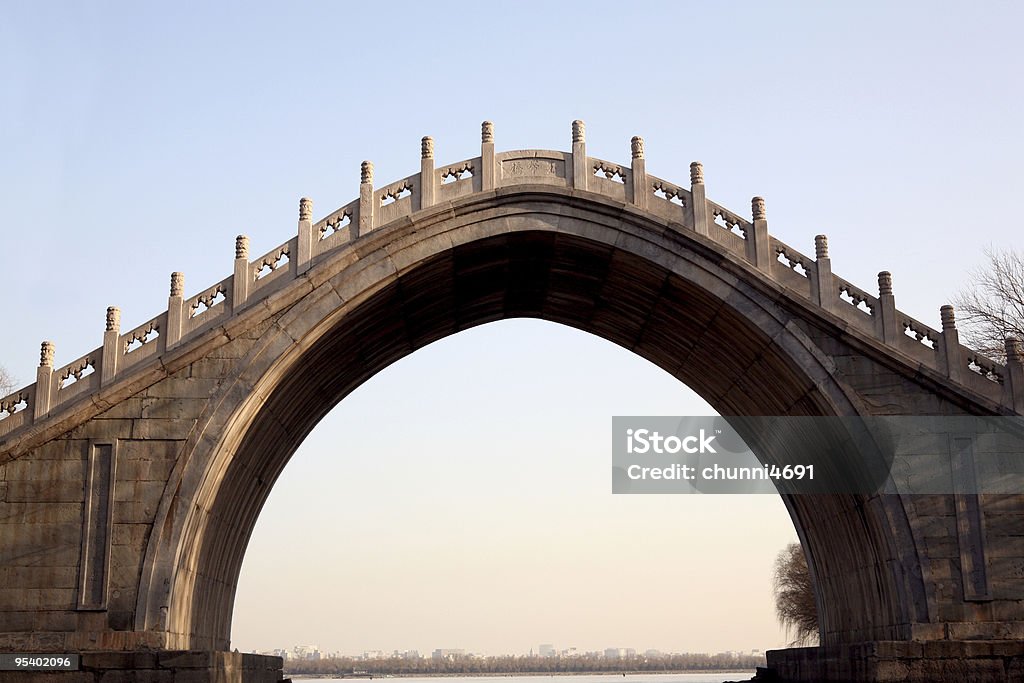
[690,162,708,236]
[813,235,835,314]
[296,197,314,275]
[481,121,496,191]
[1005,337,1024,412]
[630,136,647,210]
[420,136,435,210]
[940,305,964,383]
[571,120,587,191]
[878,271,899,345]
[749,196,771,272]
[34,341,55,419]
[358,161,374,237]
[166,272,185,348]
[233,235,250,312]
[101,306,121,386]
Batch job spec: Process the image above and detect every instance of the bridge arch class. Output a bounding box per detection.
[3,121,1023,681]
[135,188,921,651]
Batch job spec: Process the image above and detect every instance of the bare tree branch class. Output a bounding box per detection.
[954,247,1024,362]
[0,365,15,396]
[773,542,818,646]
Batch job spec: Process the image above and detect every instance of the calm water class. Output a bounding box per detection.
[293,674,754,683]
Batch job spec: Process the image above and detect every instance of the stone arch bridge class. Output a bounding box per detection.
[1,121,1023,682]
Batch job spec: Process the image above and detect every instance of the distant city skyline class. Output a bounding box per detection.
[260,644,766,661]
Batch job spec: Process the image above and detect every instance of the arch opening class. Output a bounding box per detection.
[230,317,804,656]
[146,226,920,652]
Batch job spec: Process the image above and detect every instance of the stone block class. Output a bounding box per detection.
[113,481,165,507]
[0,587,76,610]
[98,672,172,683]
[0,522,81,564]
[3,459,86,483]
[96,397,147,420]
[138,398,208,421]
[0,502,83,524]
[141,377,222,401]
[67,419,134,441]
[82,651,159,669]
[111,523,150,547]
[112,500,157,524]
[186,358,238,380]
[130,419,196,440]
[3,480,84,503]
[0,673,94,683]
[157,651,216,668]
[117,439,181,462]
[2,565,79,589]
[106,609,134,631]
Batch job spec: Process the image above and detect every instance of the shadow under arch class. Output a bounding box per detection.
[136,203,926,652]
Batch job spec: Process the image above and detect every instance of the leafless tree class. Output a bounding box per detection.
[773,542,818,646]
[0,365,15,396]
[954,247,1024,362]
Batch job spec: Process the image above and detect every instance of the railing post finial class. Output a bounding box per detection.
[749,197,770,272]
[940,304,957,331]
[167,272,185,349]
[814,235,829,260]
[233,235,250,313]
[35,341,55,418]
[878,271,893,297]
[358,160,375,238]
[690,161,704,186]
[105,307,121,333]
[299,197,313,222]
[1008,337,1023,363]
[752,196,766,221]
[812,235,834,313]
[1006,337,1024,412]
[481,121,496,191]
[572,119,585,144]
[39,341,55,368]
[102,308,121,385]
[421,136,434,159]
[236,235,250,260]
[170,272,185,298]
[631,136,644,160]
[940,304,964,382]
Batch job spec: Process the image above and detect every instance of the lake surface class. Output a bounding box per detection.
[293,674,754,683]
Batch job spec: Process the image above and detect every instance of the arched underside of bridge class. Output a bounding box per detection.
[135,193,925,653]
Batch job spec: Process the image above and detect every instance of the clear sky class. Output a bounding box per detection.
[2,0,1023,656]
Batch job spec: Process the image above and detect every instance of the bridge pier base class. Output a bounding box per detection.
[766,641,1024,682]
[0,651,283,682]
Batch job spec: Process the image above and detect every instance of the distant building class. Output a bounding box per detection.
[604,648,634,659]
[538,644,555,658]
[292,645,321,661]
[432,649,465,660]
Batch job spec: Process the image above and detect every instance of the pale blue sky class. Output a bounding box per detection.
[2,1,1022,656]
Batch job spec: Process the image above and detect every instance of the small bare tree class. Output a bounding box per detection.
[773,542,818,646]
[0,365,15,396]
[954,247,1024,361]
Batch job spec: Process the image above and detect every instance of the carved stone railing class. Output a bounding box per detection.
[2,120,1023,442]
